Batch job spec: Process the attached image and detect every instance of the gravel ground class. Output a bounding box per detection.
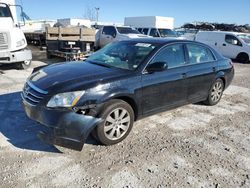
[0,58,249,188]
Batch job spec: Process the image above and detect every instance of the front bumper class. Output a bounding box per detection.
[22,99,102,151]
[0,49,32,63]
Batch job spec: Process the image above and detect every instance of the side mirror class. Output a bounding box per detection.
[146,62,168,73]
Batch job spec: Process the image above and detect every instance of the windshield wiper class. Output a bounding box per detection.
[87,60,112,68]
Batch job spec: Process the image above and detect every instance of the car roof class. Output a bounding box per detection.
[121,38,194,45]
[198,31,245,35]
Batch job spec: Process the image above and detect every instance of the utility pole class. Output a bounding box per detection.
[95,7,100,23]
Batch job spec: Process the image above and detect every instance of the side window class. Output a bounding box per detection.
[225,35,242,46]
[150,44,185,68]
[186,44,215,64]
[142,28,149,35]
[102,26,116,36]
[137,28,142,33]
[149,28,160,37]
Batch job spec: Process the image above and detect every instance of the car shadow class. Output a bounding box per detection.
[0,91,99,153]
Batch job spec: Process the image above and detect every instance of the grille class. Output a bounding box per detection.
[0,32,8,50]
[21,82,48,106]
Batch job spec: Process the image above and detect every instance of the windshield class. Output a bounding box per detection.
[117,27,141,34]
[237,34,250,44]
[87,42,157,70]
[158,29,178,37]
[0,3,12,18]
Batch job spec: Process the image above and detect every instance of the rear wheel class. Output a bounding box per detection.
[237,53,249,64]
[94,99,134,145]
[204,78,224,106]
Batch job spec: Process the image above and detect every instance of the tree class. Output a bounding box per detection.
[83,6,96,21]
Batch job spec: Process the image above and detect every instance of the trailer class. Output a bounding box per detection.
[22,20,56,48]
[46,27,95,61]
[124,16,174,30]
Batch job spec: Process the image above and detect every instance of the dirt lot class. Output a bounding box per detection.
[0,53,250,187]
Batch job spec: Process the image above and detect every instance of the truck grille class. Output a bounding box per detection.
[0,32,8,50]
[21,82,48,106]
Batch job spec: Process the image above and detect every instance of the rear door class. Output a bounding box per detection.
[141,43,188,114]
[185,43,217,102]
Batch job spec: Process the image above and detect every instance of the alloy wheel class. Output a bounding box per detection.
[104,108,130,141]
[211,82,223,103]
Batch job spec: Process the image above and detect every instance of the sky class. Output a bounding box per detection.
[17,0,250,27]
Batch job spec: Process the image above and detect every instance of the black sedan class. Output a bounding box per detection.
[21,38,234,151]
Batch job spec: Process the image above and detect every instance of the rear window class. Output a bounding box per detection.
[186,44,215,64]
[117,27,140,34]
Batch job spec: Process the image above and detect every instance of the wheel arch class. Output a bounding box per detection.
[113,96,138,121]
[215,72,226,90]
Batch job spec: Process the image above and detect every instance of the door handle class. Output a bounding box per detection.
[212,67,216,72]
[222,43,226,46]
[182,73,187,78]
[215,42,217,46]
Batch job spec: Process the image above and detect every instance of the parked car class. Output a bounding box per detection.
[95,25,146,49]
[195,31,250,63]
[21,38,234,151]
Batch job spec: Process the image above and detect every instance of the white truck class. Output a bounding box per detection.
[195,31,250,63]
[0,0,32,69]
[124,16,179,38]
[95,25,147,49]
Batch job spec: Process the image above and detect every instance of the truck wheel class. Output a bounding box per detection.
[204,78,224,106]
[16,60,31,70]
[237,53,249,64]
[47,51,53,59]
[94,99,134,145]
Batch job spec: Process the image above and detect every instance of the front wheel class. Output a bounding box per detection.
[204,78,224,106]
[94,99,134,145]
[16,60,31,70]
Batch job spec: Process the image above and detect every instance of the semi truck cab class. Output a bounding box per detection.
[0,2,32,69]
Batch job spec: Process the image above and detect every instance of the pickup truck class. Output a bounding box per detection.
[95,25,146,49]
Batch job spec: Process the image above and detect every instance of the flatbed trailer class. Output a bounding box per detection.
[25,31,46,49]
[46,27,95,61]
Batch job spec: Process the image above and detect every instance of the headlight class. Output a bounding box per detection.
[16,39,26,47]
[47,91,85,108]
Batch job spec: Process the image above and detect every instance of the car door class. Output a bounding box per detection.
[100,26,117,47]
[141,43,188,114]
[185,43,217,103]
[219,34,243,59]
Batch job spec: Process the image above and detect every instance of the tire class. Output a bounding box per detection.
[237,53,249,64]
[204,78,224,106]
[94,99,134,145]
[16,60,31,70]
[46,51,52,59]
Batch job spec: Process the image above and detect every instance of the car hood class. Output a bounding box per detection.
[29,61,131,93]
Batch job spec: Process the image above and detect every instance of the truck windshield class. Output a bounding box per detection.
[0,3,12,18]
[237,34,250,45]
[87,42,157,70]
[117,27,140,34]
[158,29,178,37]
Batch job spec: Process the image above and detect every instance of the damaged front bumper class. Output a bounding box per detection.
[22,100,102,151]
